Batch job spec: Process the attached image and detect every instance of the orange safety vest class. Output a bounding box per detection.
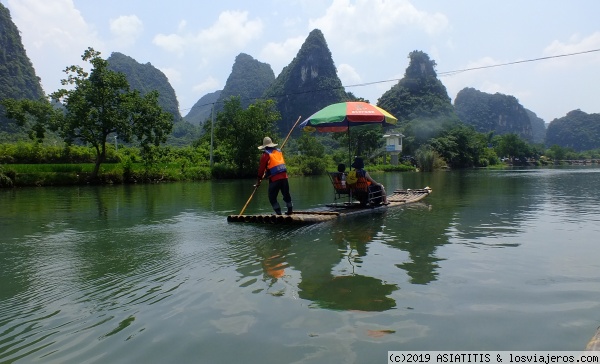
[355,169,371,189]
[265,149,287,177]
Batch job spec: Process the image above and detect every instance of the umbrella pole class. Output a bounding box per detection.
[238,115,302,216]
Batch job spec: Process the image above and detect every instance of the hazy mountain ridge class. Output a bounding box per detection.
[217,53,275,110]
[107,52,182,121]
[546,110,600,151]
[184,90,222,126]
[454,87,533,142]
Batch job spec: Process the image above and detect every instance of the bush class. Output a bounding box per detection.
[0,165,14,187]
[297,156,327,175]
[211,163,236,179]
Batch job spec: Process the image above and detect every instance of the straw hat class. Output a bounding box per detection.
[258,136,278,150]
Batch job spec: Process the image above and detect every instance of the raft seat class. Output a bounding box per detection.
[348,179,384,207]
[328,172,351,203]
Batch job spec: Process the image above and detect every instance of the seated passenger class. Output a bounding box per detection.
[332,163,347,191]
[350,157,388,205]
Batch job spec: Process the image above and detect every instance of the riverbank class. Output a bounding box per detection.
[0,162,416,187]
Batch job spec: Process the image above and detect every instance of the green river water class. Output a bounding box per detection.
[1,167,599,363]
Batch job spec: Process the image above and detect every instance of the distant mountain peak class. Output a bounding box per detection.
[263,28,348,133]
[216,53,275,110]
[107,52,182,121]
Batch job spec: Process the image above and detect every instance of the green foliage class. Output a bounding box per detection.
[0,141,116,164]
[493,133,532,162]
[11,47,176,179]
[401,116,458,155]
[1,98,62,141]
[294,133,328,174]
[546,110,600,151]
[0,164,14,186]
[297,132,325,157]
[429,124,491,168]
[214,97,280,175]
[415,145,445,172]
[380,163,416,172]
[290,154,327,175]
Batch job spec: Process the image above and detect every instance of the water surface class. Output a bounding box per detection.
[1,167,599,363]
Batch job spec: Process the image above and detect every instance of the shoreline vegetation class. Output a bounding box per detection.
[1,142,598,188]
[0,142,418,188]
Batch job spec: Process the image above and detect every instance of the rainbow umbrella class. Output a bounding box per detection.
[299,101,397,132]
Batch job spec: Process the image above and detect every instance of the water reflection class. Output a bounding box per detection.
[247,217,400,311]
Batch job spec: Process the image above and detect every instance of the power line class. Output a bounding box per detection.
[181,48,600,112]
[437,48,600,76]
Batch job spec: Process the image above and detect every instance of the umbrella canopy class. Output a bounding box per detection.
[300,101,398,133]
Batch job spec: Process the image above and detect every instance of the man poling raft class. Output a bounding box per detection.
[255,136,293,216]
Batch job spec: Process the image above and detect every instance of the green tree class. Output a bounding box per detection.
[429,125,490,168]
[2,48,174,179]
[296,132,328,174]
[493,133,531,162]
[214,97,280,175]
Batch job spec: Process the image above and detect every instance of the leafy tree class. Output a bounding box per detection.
[214,97,280,175]
[2,48,173,179]
[429,124,491,168]
[295,132,328,174]
[545,144,569,161]
[493,133,531,161]
[297,132,325,157]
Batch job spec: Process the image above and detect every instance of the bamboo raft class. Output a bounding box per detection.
[227,187,432,224]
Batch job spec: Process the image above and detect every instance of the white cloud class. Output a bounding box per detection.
[541,32,600,70]
[194,10,263,52]
[337,63,362,86]
[260,36,305,75]
[192,76,221,95]
[544,32,600,55]
[153,33,187,56]
[110,15,143,48]
[6,0,104,93]
[152,10,263,59]
[7,0,101,52]
[308,0,448,53]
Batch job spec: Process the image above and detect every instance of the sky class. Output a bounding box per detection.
[3,0,600,123]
